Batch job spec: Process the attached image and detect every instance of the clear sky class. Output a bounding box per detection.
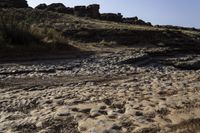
[27,0,200,28]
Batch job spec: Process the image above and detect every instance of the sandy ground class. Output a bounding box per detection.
[1,47,200,133]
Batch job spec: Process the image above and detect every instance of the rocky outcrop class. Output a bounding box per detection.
[47,3,67,13]
[0,0,28,8]
[86,4,100,18]
[100,13,123,22]
[123,17,138,24]
[123,17,152,26]
[155,25,199,31]
[74,4,100,18]
[34,3,151,26]
[35,4,47,10]
[100,14,151,26]
[35,4,100,18]
[74,6,87,17]
[35,3,74,14]
[135,19,152,26]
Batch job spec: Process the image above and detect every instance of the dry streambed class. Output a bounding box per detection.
[1,48,200,133]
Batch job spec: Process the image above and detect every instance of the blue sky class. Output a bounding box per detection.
[28,0,200,28]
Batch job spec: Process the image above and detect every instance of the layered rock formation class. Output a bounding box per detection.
[0,0,28,8]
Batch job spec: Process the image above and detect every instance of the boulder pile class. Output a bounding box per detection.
[36,3,74,14]
[86,4,100,18]
[123,17,152,26]
[0,1,150,26]
[101,13,123,22]
[35,3,151,26]
[36,3,100,18]
[0,1,152,26]
[74,6,87,17]
[0,0,28,8]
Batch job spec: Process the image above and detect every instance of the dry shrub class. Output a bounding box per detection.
[0,10,40,45]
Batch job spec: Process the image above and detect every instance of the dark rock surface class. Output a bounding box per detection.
[35,3,74,14]
[34,3,151,26]
[74,4,100,18]
[100,13,123,22]
[74,6,87,17]
[123,17,152,26]
[0,0,28,8]
[123,17,138,24]
[47,3,68,13]
[35,3,47,10]
[86,4,100,18]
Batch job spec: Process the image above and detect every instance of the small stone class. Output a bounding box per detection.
[135,111,143,116]
[103,99,112,105]
[112,102,124,109]
[111,124,121,130]
[36,121,43,128]
[155,105,169,115]
[56,107,70,116]
[57,111,70,117]
[176,101,185,109]
[45,100,53,104]
[78,126,87,132]
[99,105,107,110]
[107,110,118,119]
[79,108,91,114]
[56,99,64,105]
[122,128,128,132]
[90,109,101,117]
[157,90,167,95]
[71,107,79,112]
[90,97,96,101]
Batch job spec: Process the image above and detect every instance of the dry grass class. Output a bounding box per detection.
[0,8,199,55]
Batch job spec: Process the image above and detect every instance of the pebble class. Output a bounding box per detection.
[107,110,119,119]
[1,48,200,133]
[90,109,101,117]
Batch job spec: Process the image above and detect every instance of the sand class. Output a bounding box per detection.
[1,47,200,133]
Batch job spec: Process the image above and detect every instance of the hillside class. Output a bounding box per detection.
[1,8,200,59]
[1,6,200,133]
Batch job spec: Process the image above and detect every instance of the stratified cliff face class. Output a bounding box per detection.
[0,0,28,8]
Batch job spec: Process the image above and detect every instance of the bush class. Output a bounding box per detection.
[0,10,40,45]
